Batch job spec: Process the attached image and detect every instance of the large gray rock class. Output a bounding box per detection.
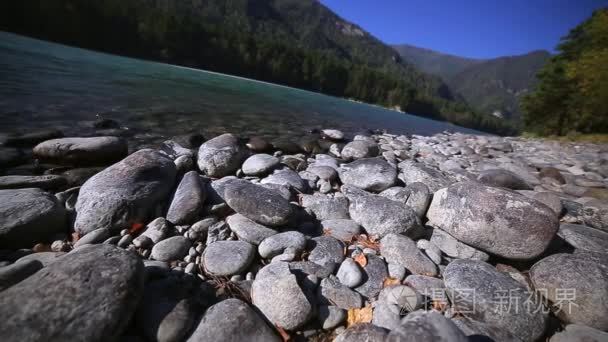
[166,171,206,225]
[550,324,608,342]
[340,140,379,161]
[261,168,308,193]
[33,136,127,166]
[387,310,468,342]
[0,188,66,249]
[186,298,279,342]
[197,133,247,178]
[226,214,277,245]
[74,149,176,235]
[379,183,431,218]
[242,154,280,176]
[0,259,43,291]
[340,158,397,192]
[380,234,437,276]
[308,236,345,268]
[300,194,350,220]
[558,223,608,254]
[0,175,67,191]
[427,182,559,259]
[477,169,532,190]
[430,228,489,261]
[530,252,608,330]
[203,241,255,276]
[224,181,293,227]
[398,160,451,192]
[349,194,421,238]
[444,259,547,342]
[0,244,144,342]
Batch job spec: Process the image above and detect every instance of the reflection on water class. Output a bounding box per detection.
[0,31,481,148]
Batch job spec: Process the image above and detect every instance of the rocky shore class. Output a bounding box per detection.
[1,126,607,342]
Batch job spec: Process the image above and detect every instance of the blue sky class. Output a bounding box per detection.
[320,0,607,59]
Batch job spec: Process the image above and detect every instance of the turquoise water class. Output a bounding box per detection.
[0,31,481,146]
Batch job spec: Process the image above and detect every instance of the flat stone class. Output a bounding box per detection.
[380,233,437,276]
[340,158,397,192]
[75,149,176,235]
[444,259,547,342]
[258,231,307,259]
[558,223,608,254]
[300,194,350,220]
[318,276,363,309]
[430,228,489,261]
[224,181,293,227]
[0,175,67,190]
[0,188,67,249]
[226,214,277,245]
[0,244,144,342]
[388,310,468,342]
[354,254,387,299]
[336,258,363,288]
[203,241,255,276]
[427,181,559,260]
[349,193,421,238]
[166,171,206,225]
[242,154,280,176]
[530,252,608,330]
[197,133,247,178]
[33,136,128,166]
[320,219,362,241]
[308,236,344,268]
[151,236,191,262]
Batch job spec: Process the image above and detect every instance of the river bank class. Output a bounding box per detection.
[0,126,607,341]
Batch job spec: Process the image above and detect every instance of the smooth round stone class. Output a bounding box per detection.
[322,129,345,140]
[349,194,421,238]
[380,233,437,276]
[187,298,280,342]
[151,236,191,262]
[226,214,277,245]
[133,217,172,248]
[372,302,402,330]
[33,136,128,166]
[398,160,451,192]
[318,276,363,309]
[336,258,363,288]
[340,158,397,193]
[318,305,346,330]
[242,154,280,176]
[308,236,345,268]
[258,231,307,259]
[388,310,468,342]
[197,133,247,178]
[388,263,406,281]
[166,171,206,225]
[558,223,608,254]
[340,140,379,161]
[354,254,388,299]
[203,241,255,276]
[320,219,362,241]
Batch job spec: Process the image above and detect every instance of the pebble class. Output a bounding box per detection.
[258,231,307,259]
[339,158,397,192]
[151,236,191,262]
[224,180,293,226]
[308,236,345,269]
[380,233,437,276]
[318,276,364,309]
[318,305,346,329]
[197,133,247,177]
[203,241,255,276]
[226,213,278,245]
[242,154,280,176]
[336,258,363,288]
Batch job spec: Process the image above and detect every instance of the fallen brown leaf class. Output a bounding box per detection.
[346,305,373,327]
[71,232,80,243]
[383,277,401,287]
[129,222,145,234]
[354,253,367,267]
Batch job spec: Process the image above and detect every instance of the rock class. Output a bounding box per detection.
[539,167,566,184]
[336,258,363,288]
[318,305,346,330]
[60,167,103,187]
[261,168,308,193]
[197,133,247,178]
[354,254,387,299]
[388,263,406,281]
[340,140,379,161]
[136,278,197,342]
[307,165,338,181]
[582,202,608,232]
[173,155,193,173]
[430,229,489,261]
[380,234,437,276]
[159,140,194,160]
[251,265,312,330]
[0,244,143,342]
[0,259,43,291]
[404,275,446,301]
[388,310,468,342]
[166,171,206,225]
[258,231,306,259]
[318,276,363,309]
[558,223,608,254]
[0,175,67,190]
[378,285,424,312]
[300,194,350,220]
[308,236,344,269]
[530,252,608,330]
[203,241,255,276]
[4,129,63,147]
[349,194,421,238]
[33,136,128,166]
[75,149,176,235]
[16,252,64,267]
[372,302,402,330]
[322,129,345,141]
[477,169,532,190]
[334,323,388,342]
[320,219,362,241]
[452,316,521,341]
[74,228,112,247]
[242,154,280,176]
[187,298,279,342]
[398,160,451,192]
[340,158,397,192]
[224,181,293,226]
[550,324,608,342]
[226,214,277,245]
[532,192,563,215]
[133,217,172,248]
[151,236,191,262]
[444,259,547,342]
[379,183,431,218]
[0,188,67,249]
[289,261,334,279]
[427,182,559,260]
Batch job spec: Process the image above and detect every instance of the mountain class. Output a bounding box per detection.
[393,44,551,121]
[0,0,515,134]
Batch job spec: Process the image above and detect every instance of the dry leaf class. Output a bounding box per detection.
[383,277,401,287]
[275,325,291,342]
[353,234,380,251]
[322,228,333,236]
[432,299,448,312]
[129,222,145,234]
[346,305,373,327]
[354,253,367,267]
[71,232,80,243]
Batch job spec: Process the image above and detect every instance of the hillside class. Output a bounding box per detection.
[0,0,514,134]
[393,44,550,121]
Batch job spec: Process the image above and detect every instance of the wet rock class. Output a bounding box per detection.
[530,252,608,330]
[0,175,67,190]
[151,236,191,262]
[388,310,468,342]
[444,259,547,342]
[197,133,247,178]
[336,258,363,288]
[0,244,143,342]
[349,194,421,238]
[334,323,388,342]
[224,181,293,226]
[320,219,362,241]
[354,254,388,299]
[0,259,43,291]
[187,298,280,342]
[242,154,280,176]
[258,231,306,259]
[477,169,532,190]
[318,276,364,309]
[226,214,277,245]
[427,182,559,259]
[166,171,206,225]
[33,136,128,166]
[340,140,379,161]
[340,158,397,192]
[300,194,350,220]
[380,233,437,276]
[246,136,272,152]
[558,223,608,254]
[75,149,176,235]
[203,241,255,276]
[308,236,344,269]
[0,188,66,249]
[430,228,489,261]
